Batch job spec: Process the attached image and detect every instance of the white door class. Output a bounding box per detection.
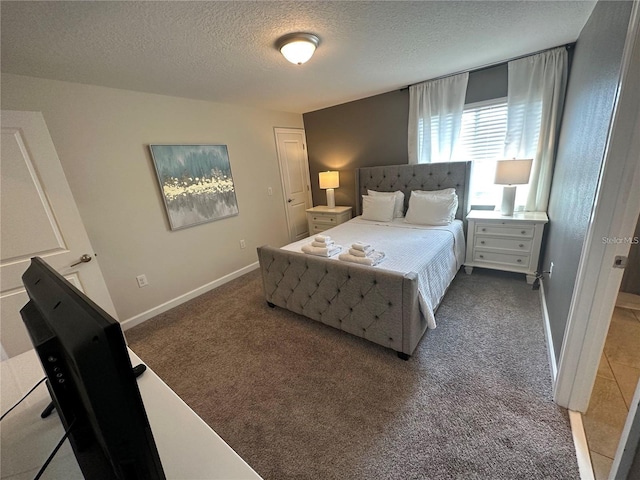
[274,128,312,241]
[0,110,116,359]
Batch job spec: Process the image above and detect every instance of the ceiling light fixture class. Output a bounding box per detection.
[276,33,320,65]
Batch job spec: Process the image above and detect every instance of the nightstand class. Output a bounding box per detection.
[306,206,352,235]
[464,210,548,284]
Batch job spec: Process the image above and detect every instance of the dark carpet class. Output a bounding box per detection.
[126,267,579,480]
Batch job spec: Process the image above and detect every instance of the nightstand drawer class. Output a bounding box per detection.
[306,206,352,238]
[473,250,530,267]
[310,214,338,226]
[310,224,331,233]
[475,224,534,238]
[474,237,532,253]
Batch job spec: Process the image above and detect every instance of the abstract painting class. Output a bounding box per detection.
[149,145,239,230]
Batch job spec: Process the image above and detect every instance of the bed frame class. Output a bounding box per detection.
[257,161,471,359]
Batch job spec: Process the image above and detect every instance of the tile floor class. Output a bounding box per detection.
[583,299,640,480]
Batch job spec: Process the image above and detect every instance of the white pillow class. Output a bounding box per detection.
[361,195,396,222]
[367,190,405,218]
[404,191,459,226]
[413,187,456,197]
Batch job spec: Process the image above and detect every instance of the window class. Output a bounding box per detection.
[453,98,509,206]
[456,98,508,161]
[420,96,541,208]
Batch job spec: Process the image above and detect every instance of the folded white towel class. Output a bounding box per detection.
[312,240,335,248]
[338,251,386,266]
[302,244,342,257]
[348,247,373,257]
[314,235,332,243]
[351,241,371,251]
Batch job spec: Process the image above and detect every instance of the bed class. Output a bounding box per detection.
[257,161,471,359]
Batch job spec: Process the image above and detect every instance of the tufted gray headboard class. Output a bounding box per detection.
[354,161,471,221]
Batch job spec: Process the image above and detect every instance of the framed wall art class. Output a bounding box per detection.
[149,144,239,230]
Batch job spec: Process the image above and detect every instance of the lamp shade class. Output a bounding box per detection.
[494,159,533,185]
[277,33,320,65]
[319,171,339,189]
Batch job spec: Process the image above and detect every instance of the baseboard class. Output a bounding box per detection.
[616,291,640,311]
[539,280,558,382]
[569,410,595,480]
[120,262,260,331]
[541,285,593,480]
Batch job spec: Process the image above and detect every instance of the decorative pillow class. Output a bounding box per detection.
[361,195,396,222]
[367,190,405,218]
[404,191,459,226]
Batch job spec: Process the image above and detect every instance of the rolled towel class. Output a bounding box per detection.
[314,235,332,243]
[302,244,342,257]
[351,241,371,251]
[338,251,385,266]
[312,240,335,248]
[348,247,373,257]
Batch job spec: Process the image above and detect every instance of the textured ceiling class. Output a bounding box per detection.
[1,1,596,114]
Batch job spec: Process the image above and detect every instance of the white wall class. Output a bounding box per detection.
[1,73,303,324]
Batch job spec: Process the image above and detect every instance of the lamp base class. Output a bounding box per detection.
[326,188,335,209]
[500,186,517,216]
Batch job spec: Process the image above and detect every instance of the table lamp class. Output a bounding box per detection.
[319,171,339,208]
[494,159,533,216]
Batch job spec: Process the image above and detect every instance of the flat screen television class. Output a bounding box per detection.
[20,257,166,479]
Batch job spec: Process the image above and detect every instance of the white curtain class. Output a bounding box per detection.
[408,72,469,164]
[504,47,568,211]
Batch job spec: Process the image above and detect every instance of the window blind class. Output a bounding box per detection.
[455,100,508,161]
[453,99,508,205]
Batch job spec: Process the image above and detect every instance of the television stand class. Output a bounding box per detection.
[3,349,261,479]
[40,363,148,419]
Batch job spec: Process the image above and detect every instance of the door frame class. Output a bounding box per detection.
[273,127,313,241]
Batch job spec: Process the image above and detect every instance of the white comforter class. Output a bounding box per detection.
[282,217,466,329]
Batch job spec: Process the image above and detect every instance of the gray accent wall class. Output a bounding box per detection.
[541,0,633,361]
[465,64,508,105]
[303,89,409,209]
[303,64,508,208]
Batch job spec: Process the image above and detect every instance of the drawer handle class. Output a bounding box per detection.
[521,230,526,235]
[482,228,487,232]
[519,244,524,248]
[480,241,485,245]
[517,259,522,263]
[479,255,484,259]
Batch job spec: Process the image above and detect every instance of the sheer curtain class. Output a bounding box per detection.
[408,72,469,164]
[504,47,568,211]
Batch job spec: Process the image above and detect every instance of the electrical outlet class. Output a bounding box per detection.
[268,187,273,196]
[136,274,149,288]
[240,239,246,249]
[549,262,554,278]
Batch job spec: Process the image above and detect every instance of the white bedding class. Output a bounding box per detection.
[282,216,466,329]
